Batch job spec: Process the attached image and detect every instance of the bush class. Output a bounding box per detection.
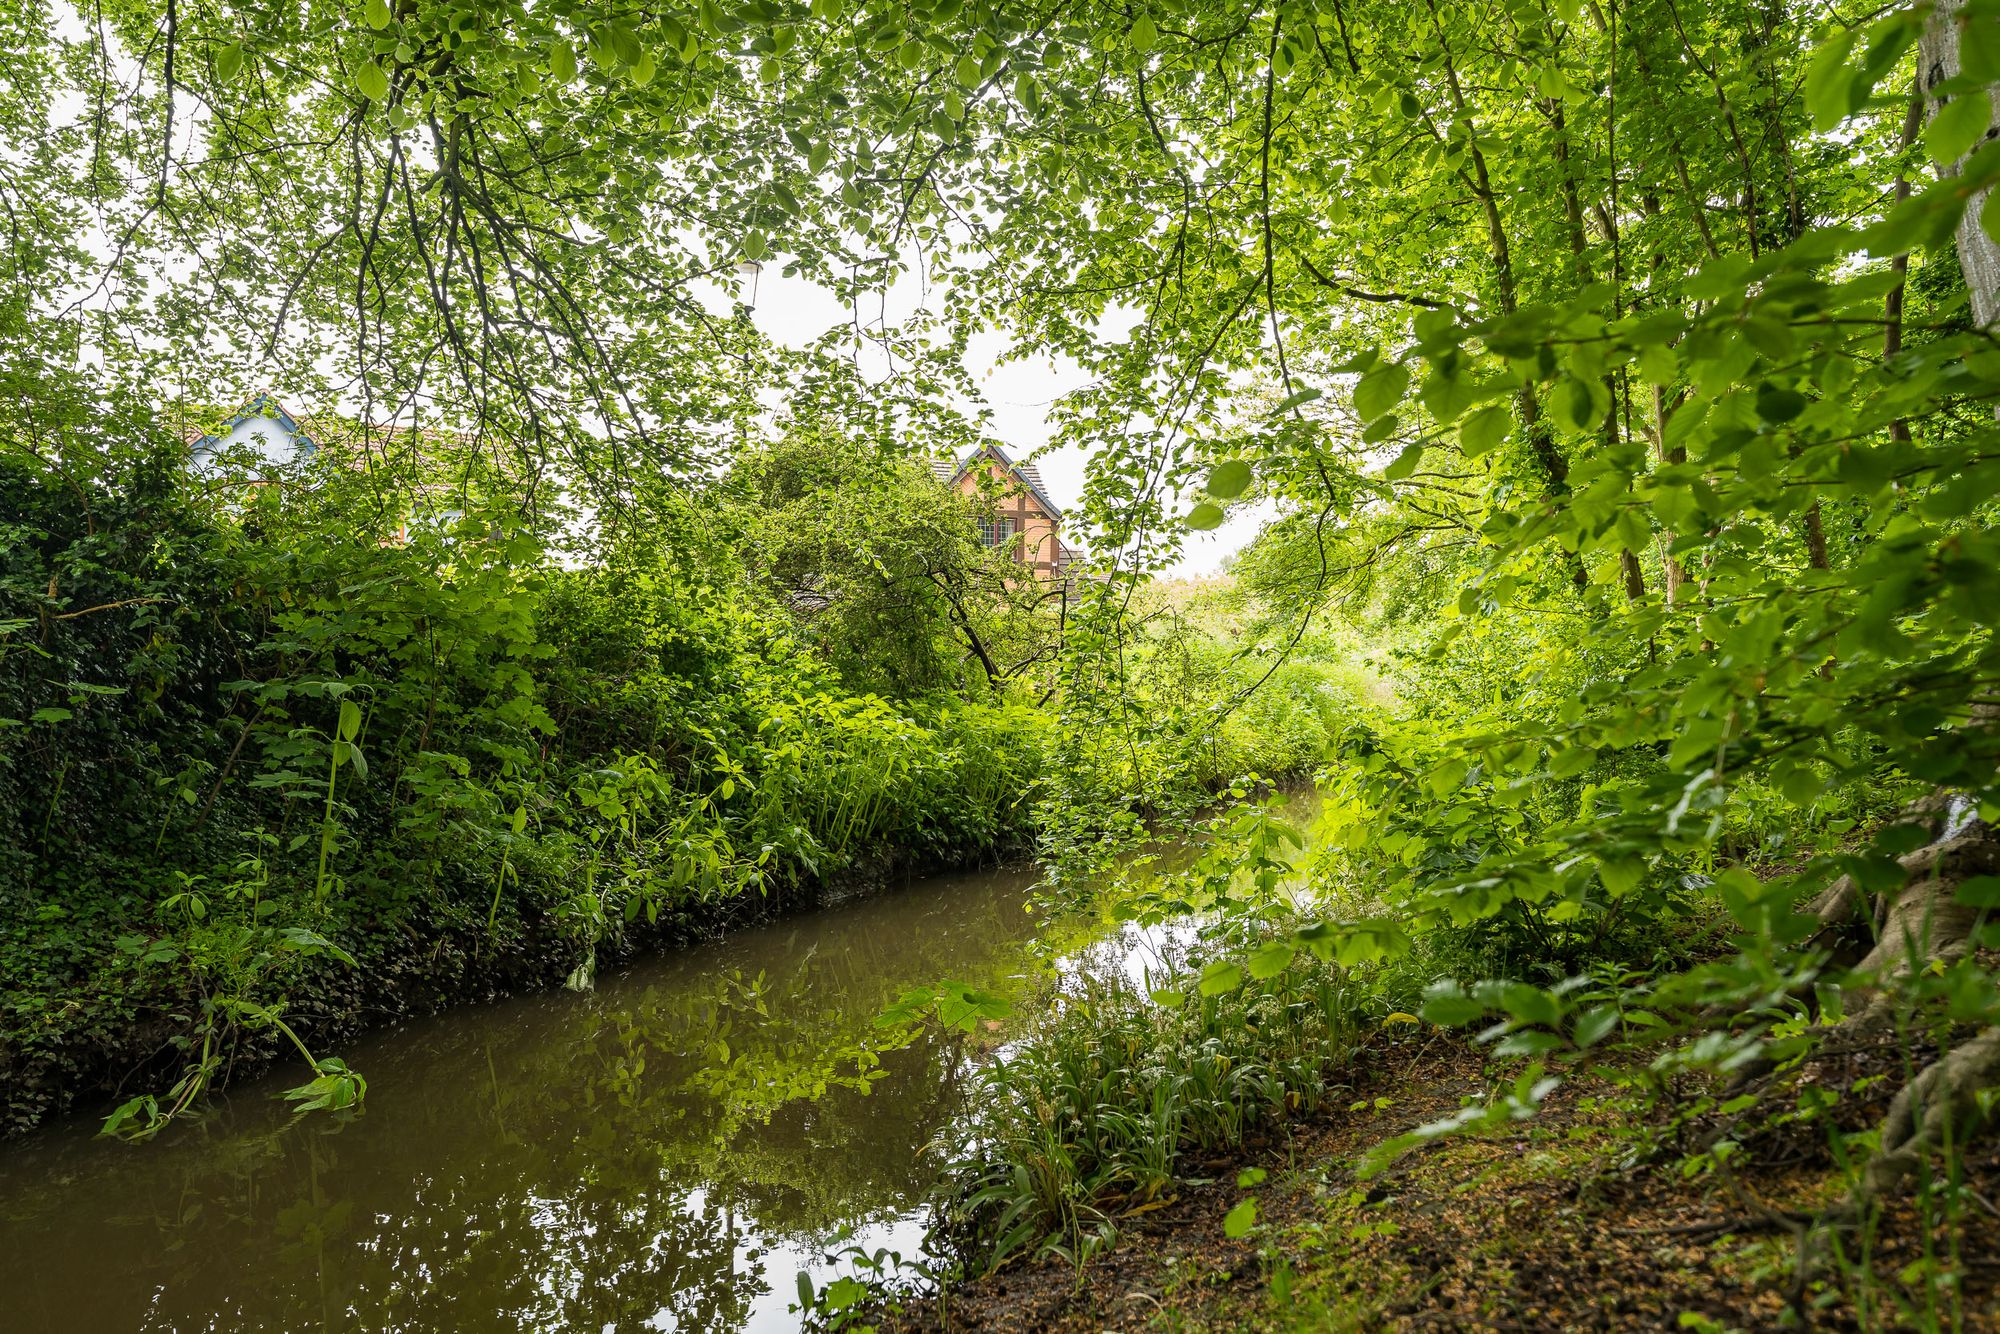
[0,448,1046,1135]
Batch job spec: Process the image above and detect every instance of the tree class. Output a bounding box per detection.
[733,428,1061,697]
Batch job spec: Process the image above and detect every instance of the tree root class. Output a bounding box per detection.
[1861,1025,2000,1198]
[1716,801,2000,1205]
[1805,798,1994,981]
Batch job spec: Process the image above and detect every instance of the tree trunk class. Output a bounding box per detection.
[1886,84,1924,446]
[1923,0,2000,326]
[1652,384,1688,604]
[1805,774,2000,1198]
[1801,504,1830,571]
[1807,793,1995,981]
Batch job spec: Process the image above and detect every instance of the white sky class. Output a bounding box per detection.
[738,267,1263,578]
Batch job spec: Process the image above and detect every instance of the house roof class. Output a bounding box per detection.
[936,443,1063,519]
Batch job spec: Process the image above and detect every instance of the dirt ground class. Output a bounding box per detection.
[871,1032,2000,1333]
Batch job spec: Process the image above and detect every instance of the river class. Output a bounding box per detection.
[0,862,1083,1332]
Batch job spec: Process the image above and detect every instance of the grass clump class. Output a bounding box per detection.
[934,923,1369,1271]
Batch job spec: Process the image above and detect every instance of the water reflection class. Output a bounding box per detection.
[0,865,1046,1332]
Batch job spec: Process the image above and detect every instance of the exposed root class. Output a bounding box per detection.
[1862,1025,2000,1198]
[1752,801,2000,1204]
[1806,799,1994,980]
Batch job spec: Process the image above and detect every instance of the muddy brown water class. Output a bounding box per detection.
[0,863,1083,1332]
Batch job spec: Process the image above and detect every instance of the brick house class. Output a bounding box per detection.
[933,443,1068,582]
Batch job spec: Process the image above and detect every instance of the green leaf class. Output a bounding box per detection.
[1966,16,2000,83]
[1957,876,2000,909]
[604,23,643,66]
[215,42,244,82]
[1572,1006,1620,1048]
[1555,375,1602,433]
[1496,1030,1566,1057]
[1459,404,1509,457]
[1926,92,1991,167]
[1186,502,1226,531]
[956,53,981,87]
[357,61,389,101]
[1131,14,1158,52]
[1599,857,1645,898]
[1804,28,1857,131]
[1383,443,1424,481]
[1247,939,1294,979]
[1636,343,1678,386]
[1754,383,1807,423]
[1740,316,1796,362]
[1499,983,1563,1028]
[1198,960,1245,996]
[338,699,363,741]
[1207,460,1254,498]
[823,1277,867,1312]
[1547,746,1595,779]
[1269,386,1322,415]
[1427,756,1469,796]
[1419,984,1485,1027]
[1354,361,1409,422]
[1223,1198,1258,1238]
[549,43,578,82]
[1362,414,1400,444]
[1982,186,2000,252]
[365,0,392,29]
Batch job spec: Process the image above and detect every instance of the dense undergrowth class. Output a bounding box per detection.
[0,443,1048,1135]
[839,522,1941,1324]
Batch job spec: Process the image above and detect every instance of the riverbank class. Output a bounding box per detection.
[0,836,1027,1140]
[873,1030,2000,1331]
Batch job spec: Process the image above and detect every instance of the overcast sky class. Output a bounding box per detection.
[736,266,1267,579]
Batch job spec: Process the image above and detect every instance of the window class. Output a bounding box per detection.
[980,517,1015,548]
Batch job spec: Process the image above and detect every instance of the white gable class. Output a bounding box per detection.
[188,396,318,473]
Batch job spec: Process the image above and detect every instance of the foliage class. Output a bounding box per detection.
[731,427,1062,697]
[5,0,2000,1313]
[0,443,1043,1132]
[936,922,1367,1271]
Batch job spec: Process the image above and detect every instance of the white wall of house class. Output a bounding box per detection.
[190,415,310,472]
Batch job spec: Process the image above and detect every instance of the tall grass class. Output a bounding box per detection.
[742,693,1045,869]
[934,930,1367,1269]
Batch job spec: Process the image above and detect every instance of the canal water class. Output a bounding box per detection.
[0,863,1083,1332]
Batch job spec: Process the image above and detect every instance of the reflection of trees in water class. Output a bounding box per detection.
[0,870,1044,1332]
